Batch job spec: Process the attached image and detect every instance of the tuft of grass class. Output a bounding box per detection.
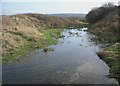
[68,31,73,35]
[43,48,54,52]
[105,57,114,63]
[79,44,82,46]
[75,32,79,35]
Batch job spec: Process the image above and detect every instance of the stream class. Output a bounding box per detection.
[2,28,119,84]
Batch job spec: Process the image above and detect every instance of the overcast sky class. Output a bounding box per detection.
[1,0,119,15]
[1,0,119,2]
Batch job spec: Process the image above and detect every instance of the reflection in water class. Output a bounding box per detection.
[2,28,119,84]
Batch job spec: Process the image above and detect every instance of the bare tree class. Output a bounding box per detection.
[102,2,114,8]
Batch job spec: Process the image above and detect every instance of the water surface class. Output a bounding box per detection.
[2,28,119,84]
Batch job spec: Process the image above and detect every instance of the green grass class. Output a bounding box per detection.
[2,29,64,64]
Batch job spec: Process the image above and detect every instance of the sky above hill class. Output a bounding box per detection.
[1,0,119,15]
[1,0,119,2]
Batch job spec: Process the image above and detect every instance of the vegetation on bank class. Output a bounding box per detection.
[86,2,120,83]
[97,43,120,83]
[2,29,63,63]
[43,48,54,52]
[86,3,119,44]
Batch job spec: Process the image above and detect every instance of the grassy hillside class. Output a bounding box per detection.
[86,5,119,43]
[2,13,84,63]
[86,3,120,83]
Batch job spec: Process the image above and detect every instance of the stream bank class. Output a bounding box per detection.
[2,28,119,84]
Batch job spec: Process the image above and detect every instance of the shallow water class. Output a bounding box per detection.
[2,28,119,84]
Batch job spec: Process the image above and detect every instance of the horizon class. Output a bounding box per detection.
[1,0,119,2]
[1,2,118,15]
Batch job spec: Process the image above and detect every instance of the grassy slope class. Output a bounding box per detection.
[87,10,119,44]
[2,13,85,63]
[2,29,63,63]
[1,14,66,63]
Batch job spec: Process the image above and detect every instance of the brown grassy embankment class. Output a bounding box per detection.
[2,13,84,63]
